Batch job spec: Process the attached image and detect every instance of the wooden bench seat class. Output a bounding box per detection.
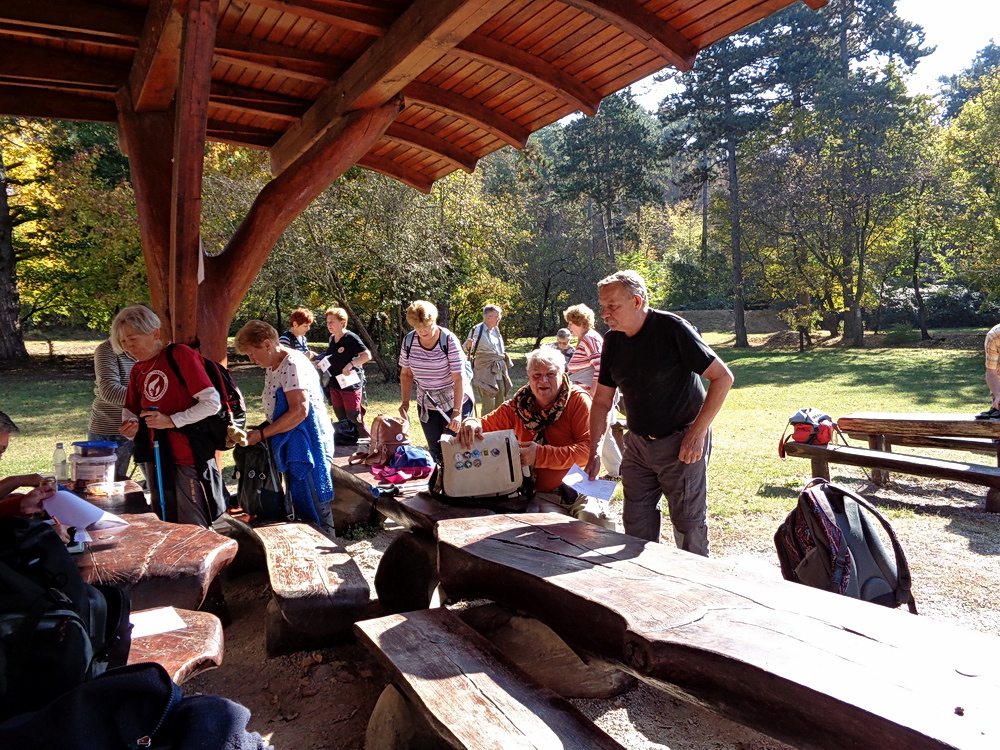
[782,441,1000,511]
[436,513,1000,750]
[355,608,625,750]
[225,516,372,654]
[128,607,223,684]
[844,432,999,456]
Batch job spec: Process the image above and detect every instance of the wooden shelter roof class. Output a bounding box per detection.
[0,0,823,192]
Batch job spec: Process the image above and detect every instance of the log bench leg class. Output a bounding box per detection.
[810,457,830,481]
[374,530,439,614]
[868,435,890,486]
[365,685,448,750]
[987,488,1000,514]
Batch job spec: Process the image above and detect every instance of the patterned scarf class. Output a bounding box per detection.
[511,374,572,444]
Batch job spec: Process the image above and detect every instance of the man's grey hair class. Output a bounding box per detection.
[483,304,502,317]
[598,270,649,303]
[111,304,162,353]
[526,347,566,374]
[0,410,20,435]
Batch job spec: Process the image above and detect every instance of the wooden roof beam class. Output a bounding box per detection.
[270,0,501,174]
[384,122,477,173]
[0,0,141,41]
[357,154,433,194]
[244,0,394,38]
[214,29,346,83]
[402,82,528,149]
[455,34,601,117]
[130,0,184,111]
[559,0,696,72]
[801,0,828,9]
[0,38,127,89]
[0,83,116,122]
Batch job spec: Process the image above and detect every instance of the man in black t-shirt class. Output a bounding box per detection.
[586,271,734,554]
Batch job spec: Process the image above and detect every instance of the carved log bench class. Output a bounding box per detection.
[128,607,223,684]
[782,441,1000,512]
[436,513,1000,750]
[355,608,625,750]
[224,516,372,655]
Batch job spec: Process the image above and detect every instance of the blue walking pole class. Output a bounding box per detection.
[148,407,167,521]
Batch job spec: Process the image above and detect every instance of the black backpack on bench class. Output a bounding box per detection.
[775,478,917,613]
[0,517,132,720]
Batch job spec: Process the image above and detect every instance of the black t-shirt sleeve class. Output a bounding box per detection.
[672,318,717,375]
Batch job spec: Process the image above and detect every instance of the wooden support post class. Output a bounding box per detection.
[868,435,890,486]
[169,0,216,347]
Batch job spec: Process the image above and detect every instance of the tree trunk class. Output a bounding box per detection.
[700,175,709,265]
[912,232,931,341]
[726,135,748,348]
[0,143,28,360]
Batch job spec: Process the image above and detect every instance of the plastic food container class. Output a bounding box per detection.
[86,481,127,497]
[69,453,116,485]
[72,440,118,457]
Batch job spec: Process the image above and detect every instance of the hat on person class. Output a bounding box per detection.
[556,328,571,340]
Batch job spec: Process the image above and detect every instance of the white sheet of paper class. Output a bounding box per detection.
[130,607,187,639]
[562,464,617,502]
[336,370,360,388]
[316,357,331,372]
[42,491,129,541]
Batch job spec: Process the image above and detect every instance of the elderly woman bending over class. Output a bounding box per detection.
[399,300,474,463]
[236,320,335,530]
[115,305,226,527]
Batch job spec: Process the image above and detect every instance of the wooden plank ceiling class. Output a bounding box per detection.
[0,0,824,192]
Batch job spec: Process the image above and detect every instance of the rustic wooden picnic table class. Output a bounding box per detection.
[436,513,1000,750]
[783,412,1000,511]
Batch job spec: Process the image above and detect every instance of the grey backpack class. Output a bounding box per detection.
[775,479,917,613]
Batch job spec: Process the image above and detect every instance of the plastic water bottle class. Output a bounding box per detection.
[53,442,68,483]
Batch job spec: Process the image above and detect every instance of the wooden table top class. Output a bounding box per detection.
[839,412,1000,438]
[436,513,1000,750]
[77,512,237,610]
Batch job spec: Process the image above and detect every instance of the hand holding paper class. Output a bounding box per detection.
[562,464,617,502]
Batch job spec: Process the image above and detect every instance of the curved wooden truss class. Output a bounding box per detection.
[0,0,825,359]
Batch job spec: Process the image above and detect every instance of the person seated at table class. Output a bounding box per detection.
[458,347,616,530]
[0,410,56,518]
[115,305,227,528]
[279,307,317,360]
[235,320,336,532]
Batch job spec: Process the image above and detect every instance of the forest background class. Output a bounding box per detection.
[2,0,1000,377]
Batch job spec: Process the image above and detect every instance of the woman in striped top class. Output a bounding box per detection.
[278,307,317,359]
[398,300,473,462]
[563,304,603,394]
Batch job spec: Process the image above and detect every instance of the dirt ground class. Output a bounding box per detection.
[185,473,1000,750]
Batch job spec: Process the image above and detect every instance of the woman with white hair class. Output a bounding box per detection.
[116,304,226,527]
[465,304,511,416]
[458,347,616,529]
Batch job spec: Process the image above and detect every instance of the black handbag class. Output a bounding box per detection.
[232,439,292,520]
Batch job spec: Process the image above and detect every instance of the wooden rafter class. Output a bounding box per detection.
[270,0,501,174]
[243,0,395,38]
[402,82,529,148]
[455,34,601,117]
[384,122,477,173]
[130,0,184,111]
[0,0,139,41]
[559,0,697,72]
[357,154,434,193]
[0,84,117,122]
[214,29,345,83]
[0,38,126,89]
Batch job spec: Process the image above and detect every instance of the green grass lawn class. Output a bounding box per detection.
[1,331,990,524]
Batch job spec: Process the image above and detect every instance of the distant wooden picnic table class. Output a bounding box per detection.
[436,512,1000,750]
[784,412,1000,512]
